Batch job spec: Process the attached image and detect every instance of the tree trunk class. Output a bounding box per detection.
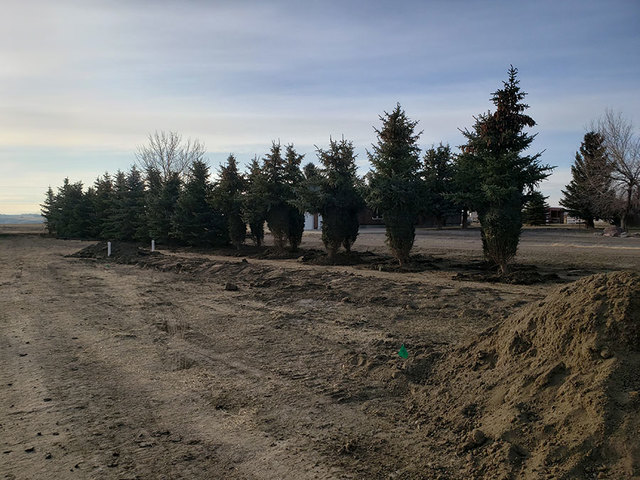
[461,209,468,229]
[621,185,633,231]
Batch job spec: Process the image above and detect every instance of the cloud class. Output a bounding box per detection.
[1,0,639,213]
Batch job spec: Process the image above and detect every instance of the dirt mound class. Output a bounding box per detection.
[69,241,160,263]
[413,271,640,479]
[452,263,560,285]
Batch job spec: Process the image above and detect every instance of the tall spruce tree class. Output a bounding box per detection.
[91,173,114,239]
[243,157,268,246]
[262,142,289,250]
[459,66,552,274]
[102,171,127,240]
[310,137,364,259]
[560,131,615,228]
[145,167,165,241]
[284,144,305,251]
[262,142,305,251]
[104,166,146,241]
[422,143,458,228]
[367,104,423,266]
[54,178,91,238]
[41,186,58,235]
[213,154,247,249]
[171,160,227,247]
[145,167,182,244]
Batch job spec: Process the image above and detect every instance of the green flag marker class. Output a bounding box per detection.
[398,344,408,359]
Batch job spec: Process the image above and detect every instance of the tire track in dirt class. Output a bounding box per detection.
[2,235,557,479]
[1,238,348,479]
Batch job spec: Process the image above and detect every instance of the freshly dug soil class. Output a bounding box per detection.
[413,271,640,479]
[70,241,562,285]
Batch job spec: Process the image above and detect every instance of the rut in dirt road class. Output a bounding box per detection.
[1,234,553,479]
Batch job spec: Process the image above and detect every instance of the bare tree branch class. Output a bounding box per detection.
[594,110,640,229]
[135,131,206,180]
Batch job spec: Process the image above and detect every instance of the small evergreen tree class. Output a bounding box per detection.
[262,142,305,251]
[523,190,549,225]
[284,144,305,251]
[41,186,58,235]
[243,157,268,246]
[99,167,146,241]
[146,168,181,244]
[213,154,247,249]
[560,131,615,228]
[422,143,458,228]
[458,66,552,274]
[127,166,148,241]
[367,104,423,266]
[145,167,164,240]
[172,160,227,247]
[53,178,91,238]
[91,173,114,239]
[101,171,127,240]
[310,137,364,260]
[262,142,288,250]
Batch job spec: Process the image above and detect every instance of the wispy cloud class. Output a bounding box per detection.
[1,0,639,213]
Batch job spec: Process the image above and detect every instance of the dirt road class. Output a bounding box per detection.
[1,227,638,479]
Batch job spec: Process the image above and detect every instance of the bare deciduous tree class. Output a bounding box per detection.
[595,110,640,230]
[135,131,206,180]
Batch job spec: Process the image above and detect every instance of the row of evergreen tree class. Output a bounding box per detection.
[43,66,552,273]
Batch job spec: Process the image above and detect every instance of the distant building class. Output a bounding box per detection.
[304,213,322,230]
[546,207,566,224]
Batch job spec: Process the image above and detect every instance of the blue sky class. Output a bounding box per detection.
[1,0,639,214]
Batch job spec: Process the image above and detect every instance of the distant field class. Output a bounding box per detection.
[0,214,43,225]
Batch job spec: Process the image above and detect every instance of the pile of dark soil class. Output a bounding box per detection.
[412,271,640,479]
[70,241,561,286]
[452,263,560,285]
[68,241,157,262]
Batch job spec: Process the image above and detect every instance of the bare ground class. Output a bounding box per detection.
[1,225,639,479]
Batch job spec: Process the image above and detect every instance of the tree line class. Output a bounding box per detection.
[43,66,581,273]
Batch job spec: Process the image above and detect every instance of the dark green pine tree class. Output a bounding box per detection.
[171,160,227,247]
[145,167,164,240]
[283,144,305,251]
[103,166,146,241]
[146,168,181,244]
[101,170,128,240]
[311,137,365,260]
[100,167,146,241]
[41,186,58,235]
[523,190,549,225]
[422,143,459,229]
[262,142,305,251]
[52,178,91,238]
[243,157,269,246]
[213,154,247,249]
[459,66,553,274]
[366,104,423,266]
[560,131,615,228]
[91,173,114,239]
[262,142,289,250]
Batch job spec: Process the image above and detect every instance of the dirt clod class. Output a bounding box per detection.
[224,282,239,291]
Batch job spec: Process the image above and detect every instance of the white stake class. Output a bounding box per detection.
[151,239,155,252]
[107,241,112,257]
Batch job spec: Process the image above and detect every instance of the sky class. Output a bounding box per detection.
[1,0,639,214]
